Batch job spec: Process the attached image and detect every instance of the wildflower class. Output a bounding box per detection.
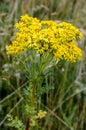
[37,110,47,119]
[6,14,83,62]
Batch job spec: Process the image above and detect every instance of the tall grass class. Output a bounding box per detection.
[0,0,86,130]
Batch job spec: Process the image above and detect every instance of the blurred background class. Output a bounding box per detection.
[0,0,86,130]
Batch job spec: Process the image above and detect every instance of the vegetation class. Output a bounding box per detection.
[0,0,86,130]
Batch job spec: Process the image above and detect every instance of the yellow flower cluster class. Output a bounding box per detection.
[29,110,47,127]
[37,110,47,119]
[6,14,83,62]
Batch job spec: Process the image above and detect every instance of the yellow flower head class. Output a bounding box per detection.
[37,110,47,119]
[6,14,83,62]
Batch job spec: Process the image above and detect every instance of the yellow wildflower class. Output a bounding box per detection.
[37,110,47,119]
[6,14,83,62]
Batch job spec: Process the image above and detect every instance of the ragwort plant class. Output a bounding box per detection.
[6,14,83,130]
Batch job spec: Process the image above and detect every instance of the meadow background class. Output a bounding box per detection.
[0,0,86,130]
